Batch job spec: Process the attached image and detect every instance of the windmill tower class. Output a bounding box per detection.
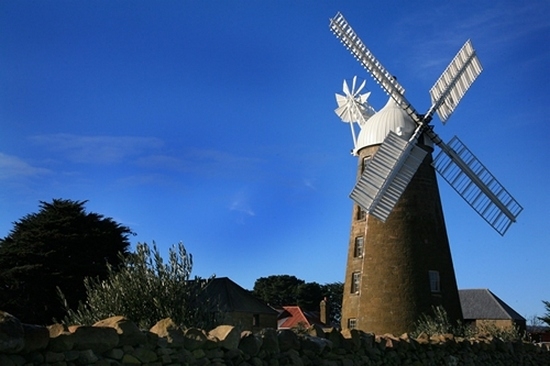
[330,13,522,335]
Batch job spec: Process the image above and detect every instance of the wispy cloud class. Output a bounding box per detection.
[393,3,550,76]
[136,148,263,177]
[229,189,255,217]
[0,153,50,180]
[30,134,164,164]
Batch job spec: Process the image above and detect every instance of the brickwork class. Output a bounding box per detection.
[342,142,463,335]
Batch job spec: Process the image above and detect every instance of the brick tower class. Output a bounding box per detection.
[340,98,463,335]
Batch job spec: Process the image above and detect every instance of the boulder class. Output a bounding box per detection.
[183,327,208,351]
[93,316,145,346]
[277,329,299,351]
[47,324,74,352]
[0,311,24,353]
[300,335,332,355]
[21,323,49,352]
[259,328,279,355]
[208,325,241,350]
[70,325,119,353]
[149,318,185,346]
[239,331,262,357]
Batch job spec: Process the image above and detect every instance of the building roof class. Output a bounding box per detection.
[277,306,325,329]
[204,277,277,315]
[355,97,416,153]
[459,289,525,321]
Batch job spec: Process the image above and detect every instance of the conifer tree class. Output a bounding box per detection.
[0,199,132,324]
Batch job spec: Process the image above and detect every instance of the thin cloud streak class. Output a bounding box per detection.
[0,153,51,180]
[30,134,164,164]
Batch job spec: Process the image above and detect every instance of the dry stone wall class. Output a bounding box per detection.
[1,311,549,365]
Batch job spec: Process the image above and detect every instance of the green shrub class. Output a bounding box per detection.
[58,242,217,330]
[412,306,523,341]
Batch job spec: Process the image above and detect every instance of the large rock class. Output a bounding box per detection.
[208,325,241,350]
[0,311,24,353]
[22,323,49,352]
[259,328,279,355]
[300,335,332,355]
[277,330,299,351]
[149,318,185,346]
[47,324,74,352]
[70,325,119,353]
[239,331,262,357]
[183,327,207,351]
[93,316,145,346]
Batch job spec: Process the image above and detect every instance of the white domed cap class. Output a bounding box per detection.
[355,97,416,153]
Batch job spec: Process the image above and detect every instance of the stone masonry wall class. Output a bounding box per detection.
[1,311,549,366]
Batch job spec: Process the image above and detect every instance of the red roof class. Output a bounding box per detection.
[277,306,324,329]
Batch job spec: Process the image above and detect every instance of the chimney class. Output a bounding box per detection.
[320,297,329,325]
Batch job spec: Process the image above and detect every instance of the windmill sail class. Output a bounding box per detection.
[329,12,420,120]
[428,40,483,123]
[432,136,523,235]
[350,131,428,222]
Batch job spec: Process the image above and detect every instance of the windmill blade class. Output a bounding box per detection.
[329,12,421,123]
[427,40,483,123]
[350,131,428,222]
[432,136,523,235]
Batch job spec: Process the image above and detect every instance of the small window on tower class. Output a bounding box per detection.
[348,318,357,329]
[351,272,361,293]
[429,270,441,293]
[354,236,364,258]
[357,206,366,220]
[362,155,372,173]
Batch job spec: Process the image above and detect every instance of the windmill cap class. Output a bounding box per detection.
[355,96,416,153]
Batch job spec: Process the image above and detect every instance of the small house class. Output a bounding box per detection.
[459,289,526,332]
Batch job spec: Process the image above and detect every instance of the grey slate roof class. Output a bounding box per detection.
[204,277,278,315]
[459,289,525,321]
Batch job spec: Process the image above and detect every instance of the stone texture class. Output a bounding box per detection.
[149,318,185,346]
[259,328,279,355]
[94,316,146,346]
[71,325,119,353]
[209,325,241,350]
[0,311,24,353]
[239,331,262,357]
[21,323,49,352]
[183,327,208,351]
[277,329,299,352]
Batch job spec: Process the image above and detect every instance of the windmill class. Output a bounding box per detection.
[329,12,523,334]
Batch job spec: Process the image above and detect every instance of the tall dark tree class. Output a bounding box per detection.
[253,275,305,307]
[321,282,343,325]
[0,199,132,324]
[297,282,324,311]
[253,275,343,325]
[539,300,550,327]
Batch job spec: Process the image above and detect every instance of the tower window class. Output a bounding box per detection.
[354,236,364,258]
[362,155,372,173]
[357,206,366,220]
[347,318,357,329]
[429,270,440,293]
[351,272,361,293]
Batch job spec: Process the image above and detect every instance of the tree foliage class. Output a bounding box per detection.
[252,275,343,325]
[59,242,216,330]
[253,275,305,307]
[538,300,550,327]
[0,199,132,324]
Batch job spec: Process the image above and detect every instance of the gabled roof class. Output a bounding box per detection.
[459,289,525,321]
[204,277,277,315]
[277,306,325,329]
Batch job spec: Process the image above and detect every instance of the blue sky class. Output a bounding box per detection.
[1,1,548,321]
